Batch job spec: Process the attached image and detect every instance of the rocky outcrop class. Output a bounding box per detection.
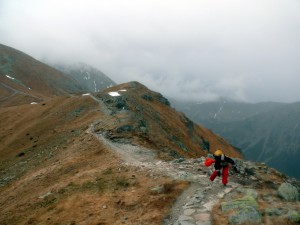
[221,189,261,224]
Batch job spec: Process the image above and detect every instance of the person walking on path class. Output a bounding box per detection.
[209,150,238,186]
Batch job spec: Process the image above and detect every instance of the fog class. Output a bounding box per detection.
[1,0,300,102]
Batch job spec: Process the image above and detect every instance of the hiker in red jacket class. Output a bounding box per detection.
[210,150,238,186]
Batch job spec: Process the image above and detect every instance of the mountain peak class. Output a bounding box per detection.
[50,62,116,93]
[91,81,241,160]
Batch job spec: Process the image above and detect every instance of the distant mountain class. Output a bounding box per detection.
[171,99,285,123]
[53,62,116,93]
[171,99,300,179]
[0,44,85,106]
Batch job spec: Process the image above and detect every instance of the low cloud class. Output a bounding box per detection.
[1,0,300,102]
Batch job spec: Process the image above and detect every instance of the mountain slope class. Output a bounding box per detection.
[210,102,300,179]
[172,99,300,179]
[0,87,298,225]
[53,62,116,93]
[0,80,243,224]
[0,92,187,225]
[0,44,84,106]
[1,45,298,225]
[171,99,285,123]
[92,81,242,160]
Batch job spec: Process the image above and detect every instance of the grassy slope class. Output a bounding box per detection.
[0,95,188,225]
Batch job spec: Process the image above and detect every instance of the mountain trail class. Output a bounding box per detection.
[0,82,41,101]
[86,94,240,225]
[88,121,239,225]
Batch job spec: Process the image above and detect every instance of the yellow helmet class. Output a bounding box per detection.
[214,150,223,157]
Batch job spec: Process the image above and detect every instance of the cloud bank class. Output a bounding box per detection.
[1,0,300,102]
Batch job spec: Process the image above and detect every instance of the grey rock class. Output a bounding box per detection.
[221,196,259,212]
[229,206,261,224]
[184,209,196,216]
[245,189,258,199]
[179,221,196,225]
[178,215,194,221]
[285,210,300,223]
[278,182,299,201]
[174,158,186,163]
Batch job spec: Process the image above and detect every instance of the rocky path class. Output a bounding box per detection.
[88,121,240,225]
[164,181,239,225]
[86,95,241,225]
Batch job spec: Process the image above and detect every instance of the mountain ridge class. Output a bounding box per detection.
[0,44,85,100]
[0,44,299,224]
[172,99,300,179]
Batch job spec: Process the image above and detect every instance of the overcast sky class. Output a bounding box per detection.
[1,0,300,103]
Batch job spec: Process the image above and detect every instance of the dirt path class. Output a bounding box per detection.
[87,95,240,225]
[88,121,239,225]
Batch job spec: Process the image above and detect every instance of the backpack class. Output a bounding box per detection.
[220,154,228,167]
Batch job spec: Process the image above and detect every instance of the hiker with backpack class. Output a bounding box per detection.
[206,150,238,186]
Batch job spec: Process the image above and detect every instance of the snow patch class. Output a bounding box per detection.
[30,102,38,105]
[5,75,15,80]
[108,91,121,97]
[214,101,226,119]
[82,93,91,96]
[108,89,126,97]
[93,80,97,92]
[84,71,91,80]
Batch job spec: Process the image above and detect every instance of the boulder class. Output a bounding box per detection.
[221,196,259,212]
[229,206,261,224]
[278,183,299,201]
[245,189,258,199]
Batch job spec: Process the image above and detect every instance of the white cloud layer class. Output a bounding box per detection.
[1,0,300,102]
